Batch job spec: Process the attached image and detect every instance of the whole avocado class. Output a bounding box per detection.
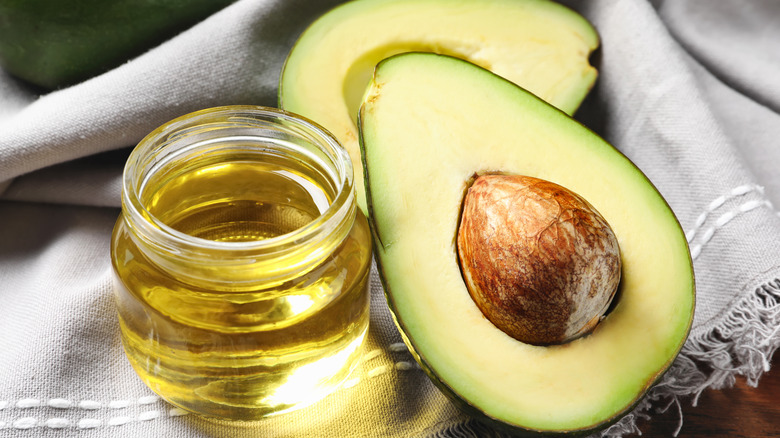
[0,0,236,89]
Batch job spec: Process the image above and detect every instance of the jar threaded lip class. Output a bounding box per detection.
[123,105,354,252]
[119,105,357,288]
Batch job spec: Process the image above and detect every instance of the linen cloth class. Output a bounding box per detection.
[1,0,779,436]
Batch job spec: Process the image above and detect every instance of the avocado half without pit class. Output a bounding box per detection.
[279,0,599,214]
[358,53,695,435]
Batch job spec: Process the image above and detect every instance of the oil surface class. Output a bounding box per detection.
[112,157,371,420]
[146,161,330,241]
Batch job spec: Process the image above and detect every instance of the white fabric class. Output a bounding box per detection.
[1,0,779,436]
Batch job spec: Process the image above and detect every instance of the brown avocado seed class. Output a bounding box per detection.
[457,174,621,346]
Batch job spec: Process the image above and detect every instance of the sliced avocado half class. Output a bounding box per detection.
[359,53,694,435]
[279,0,599,214]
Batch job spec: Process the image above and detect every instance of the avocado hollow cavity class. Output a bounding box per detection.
[457,174,621,346]
[342,42,488,127]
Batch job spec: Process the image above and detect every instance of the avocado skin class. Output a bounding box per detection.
[0,0,236,89]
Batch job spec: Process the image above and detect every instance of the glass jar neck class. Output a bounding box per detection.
[121,106,357,291]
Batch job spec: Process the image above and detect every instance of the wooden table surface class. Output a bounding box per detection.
[635,358,779,437]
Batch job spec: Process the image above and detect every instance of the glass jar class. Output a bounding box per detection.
[110,106,372,421]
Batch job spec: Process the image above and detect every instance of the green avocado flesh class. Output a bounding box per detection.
[0,0,235,89]
[359,53,694,434]
[279,0,599,214]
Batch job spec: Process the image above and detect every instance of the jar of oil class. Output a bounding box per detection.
[110,106,372,421]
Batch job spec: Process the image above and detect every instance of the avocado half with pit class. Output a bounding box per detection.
[279,0,599,213]
[359,53,694,435]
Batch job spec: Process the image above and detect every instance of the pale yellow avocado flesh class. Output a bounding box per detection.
[359,53,694,433]
[279,0,599,213]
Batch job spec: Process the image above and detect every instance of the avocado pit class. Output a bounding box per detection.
[457,174,621,346]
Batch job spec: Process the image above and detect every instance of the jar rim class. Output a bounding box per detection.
[121,105,355,255]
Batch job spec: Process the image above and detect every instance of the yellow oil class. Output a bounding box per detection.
[111,157,372,420]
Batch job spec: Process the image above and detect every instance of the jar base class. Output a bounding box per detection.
[121,322,368,421]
